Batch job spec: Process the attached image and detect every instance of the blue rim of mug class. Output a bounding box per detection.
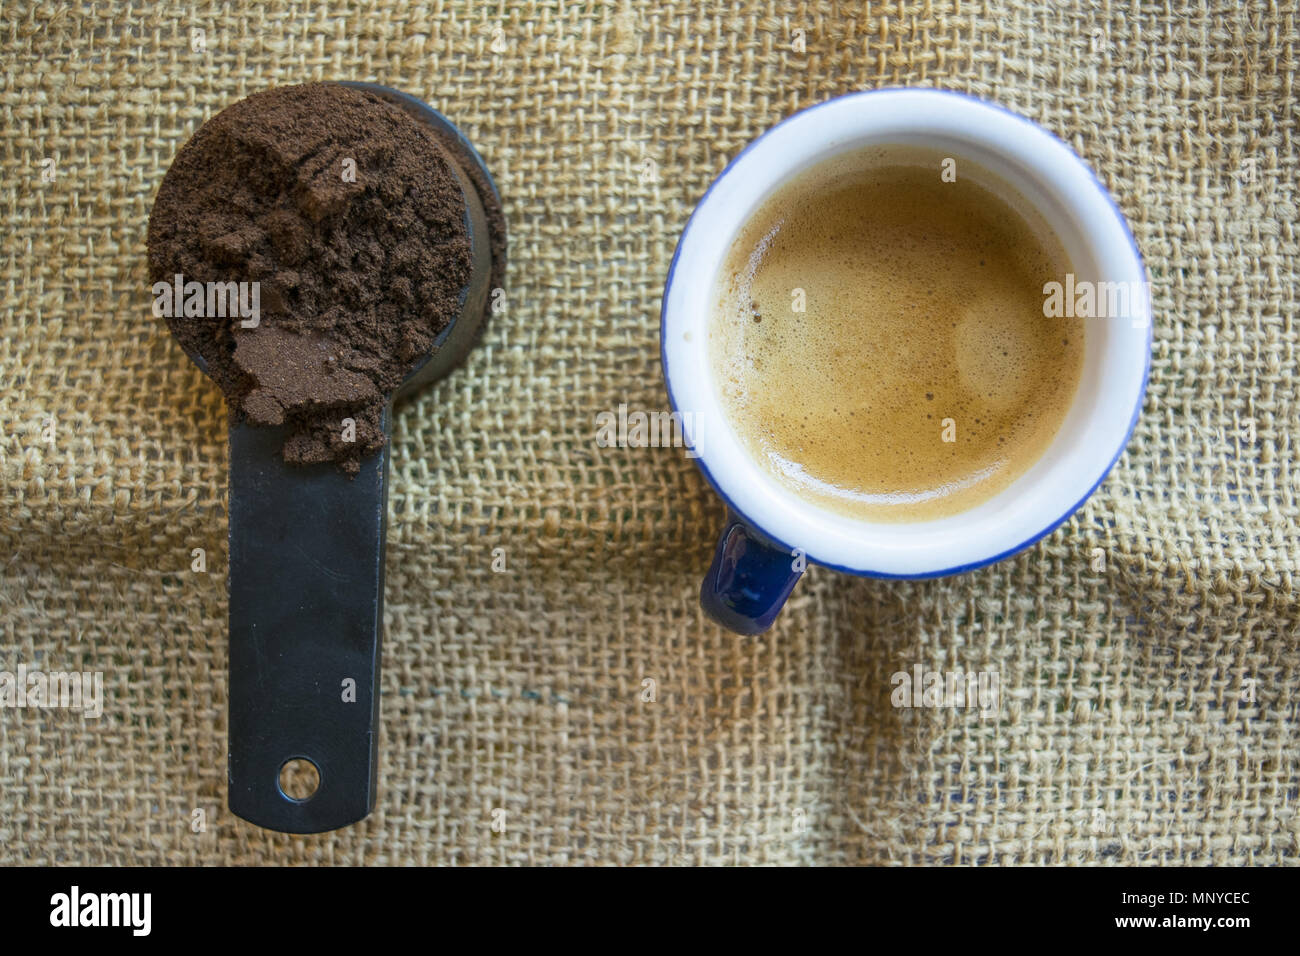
[659,87,1153,580]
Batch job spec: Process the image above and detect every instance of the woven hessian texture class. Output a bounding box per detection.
[2,1,1298,865]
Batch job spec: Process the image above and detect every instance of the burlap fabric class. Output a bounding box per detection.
[2,0,1297,866]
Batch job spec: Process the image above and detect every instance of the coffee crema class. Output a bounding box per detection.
[709,145,1084,522]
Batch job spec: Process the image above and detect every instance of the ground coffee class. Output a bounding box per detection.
[147,82,473,473]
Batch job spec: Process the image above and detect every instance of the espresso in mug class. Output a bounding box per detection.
[709,145,1084,522]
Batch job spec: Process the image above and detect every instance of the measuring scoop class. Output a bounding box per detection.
[170,83,502,833]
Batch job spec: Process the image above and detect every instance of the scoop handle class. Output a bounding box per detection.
[225,414,389,833]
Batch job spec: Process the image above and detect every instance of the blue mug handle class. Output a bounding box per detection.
[700,511,804,634]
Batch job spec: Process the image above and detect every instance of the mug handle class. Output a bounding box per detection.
[700,511,804,634]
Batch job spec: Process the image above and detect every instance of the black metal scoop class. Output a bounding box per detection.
[174,83,501,833]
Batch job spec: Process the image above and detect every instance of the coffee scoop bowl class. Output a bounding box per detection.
[171,83,501,833]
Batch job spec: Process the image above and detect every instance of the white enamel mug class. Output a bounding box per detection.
[661,89,1152,634]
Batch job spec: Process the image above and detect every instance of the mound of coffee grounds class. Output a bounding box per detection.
[147,82,472,474]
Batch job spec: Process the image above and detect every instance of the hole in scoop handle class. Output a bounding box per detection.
[700,511,804,635]
[226,416,389,833]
